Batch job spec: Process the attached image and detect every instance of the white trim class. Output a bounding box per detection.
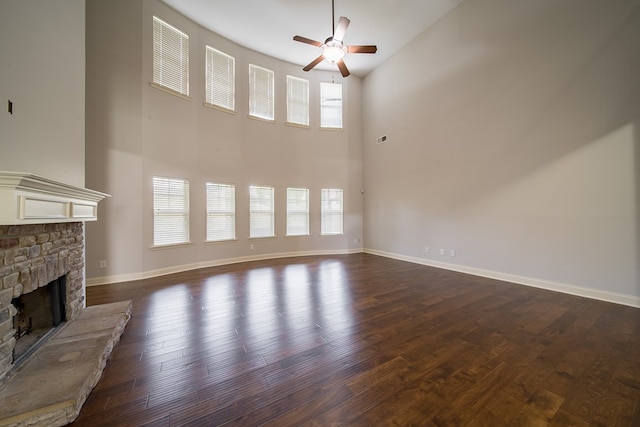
[86,248,362,286]
[0,171,109,225]
[364,248,640,308]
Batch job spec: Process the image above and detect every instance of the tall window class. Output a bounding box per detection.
[320,82,343,129]
[286,188,309,236]
[205,46,235,111]
[152,16,189,96]
[153,177,190,246]
[286,76,309,126]
[249,186,275,238]
[206,183,236,241]
[321,189,343,235]
[249,64,275,120]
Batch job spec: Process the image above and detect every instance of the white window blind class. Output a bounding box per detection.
[321,188,343,235]
[286,188,309,236]
[249,185,275,238]
[153,16,189,96]
[249,64,274,120]
[286,76,309,126]
[205,46,235,111]
[320,82,343,129]
[206,183,236,241]
[153,176,190,246]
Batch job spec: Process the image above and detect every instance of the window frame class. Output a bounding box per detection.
[286,75,310,127]
[321,188,344,235]
[320,82,343,129]
[152,16,190,98]
[152,176,190,247]
[286,187,310,236]
[249,185,275,238]
[205,46,235,112]
[205,182,236,242]
[248,64,275,121]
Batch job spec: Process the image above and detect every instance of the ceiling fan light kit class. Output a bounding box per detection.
[293,0,377,77]
[322,41,346,63]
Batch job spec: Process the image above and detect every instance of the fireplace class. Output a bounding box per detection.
[0,222,86,386]
[11,275,67,366]
[0,172,132,427]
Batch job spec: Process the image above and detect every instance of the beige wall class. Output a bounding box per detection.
[85,0,364,282]
[362,0,640,304]
[0,0,85,186]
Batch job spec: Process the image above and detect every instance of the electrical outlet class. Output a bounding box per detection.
[249,244,254,250]
[450,249,456,257]
[99,260,107,268]
[424,246,430,253]
[439,249,445,255]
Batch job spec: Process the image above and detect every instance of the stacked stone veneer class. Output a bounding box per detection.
[0,222,85,387]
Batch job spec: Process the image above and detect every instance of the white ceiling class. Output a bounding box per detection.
[161,0,464,77]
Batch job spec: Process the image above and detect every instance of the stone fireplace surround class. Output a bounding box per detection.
[0,222,86,384]
[0,172,130,426]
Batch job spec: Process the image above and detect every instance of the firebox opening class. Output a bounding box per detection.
[11,275,67,365]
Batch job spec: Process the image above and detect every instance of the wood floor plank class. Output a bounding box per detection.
[68,253,640,426]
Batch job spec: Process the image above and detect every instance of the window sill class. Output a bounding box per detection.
[150,242,193,250]
[203,102,236,114]
[149,82,191,101]
[247,114,275,124]
[205,238,237,244]
[285,122,310,129]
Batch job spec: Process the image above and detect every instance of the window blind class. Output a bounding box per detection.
[286,76,309,126]
[153,176,190,246]
[320,82,343,128]
[206,183,236,241]
[153,16,189,96]
[205,46,235,111]
[249,64,274,120]
[249,185,274,238]
[286,188,309,236]
[321,188,343,235]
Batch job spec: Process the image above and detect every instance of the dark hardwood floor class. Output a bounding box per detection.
[70,253,640,426]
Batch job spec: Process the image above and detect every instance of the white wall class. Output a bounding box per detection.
[0,0,85,186]
[362,0,640,305]
[85,0,364,283]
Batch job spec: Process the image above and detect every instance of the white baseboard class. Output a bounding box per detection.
[364,248,640,308]
[86,248,362,286]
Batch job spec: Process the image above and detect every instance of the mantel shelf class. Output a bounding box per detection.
[0,171,110,225]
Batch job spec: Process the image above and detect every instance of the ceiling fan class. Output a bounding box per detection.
[293,0,377,77]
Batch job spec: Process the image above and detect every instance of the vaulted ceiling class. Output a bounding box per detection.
[161,0,464,77]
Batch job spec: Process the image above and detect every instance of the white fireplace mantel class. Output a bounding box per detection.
[0,171,110,225]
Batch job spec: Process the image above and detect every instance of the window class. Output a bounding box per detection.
[249,186,275,238]
[321,189,343,235]
[286,188,309,236]
[152,16,189,96]
[320,82,343,129]
[206,183,235,241]
[205,46,235,111]
[286,76,309,126]
[153,177,190,246]
[249,64,275,120]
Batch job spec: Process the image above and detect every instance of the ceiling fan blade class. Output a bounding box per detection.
[336,59,350,77]
[293,35,323,47]
[303,55,325,72]
[348,45,378,54]
[333,16,350,42]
